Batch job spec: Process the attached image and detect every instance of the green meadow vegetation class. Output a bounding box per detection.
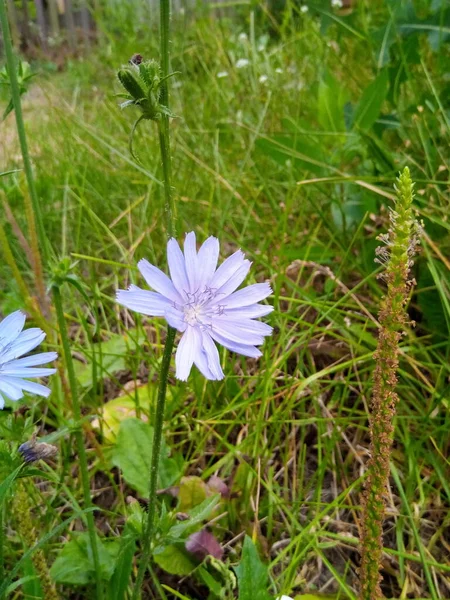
[0,0,449,598]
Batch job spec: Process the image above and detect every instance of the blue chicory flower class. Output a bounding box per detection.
[117,232,273,381]
[0,311,57,409]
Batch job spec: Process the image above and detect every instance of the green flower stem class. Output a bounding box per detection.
[131,1,177,597]
[0,0,49,268]
[158,120,175,238]
[52,286,103,600]
[131,326,176,599]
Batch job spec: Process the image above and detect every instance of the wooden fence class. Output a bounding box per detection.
[1,0,95,55]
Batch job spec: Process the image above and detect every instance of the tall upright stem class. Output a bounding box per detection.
[131,0,177,597]
[131,327,176,600]
[359,168,417,598]
[53,287,103,600]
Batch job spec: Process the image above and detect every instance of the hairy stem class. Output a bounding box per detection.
[130,1,177,596]
[131,326,176,599]
[52,287,103,600]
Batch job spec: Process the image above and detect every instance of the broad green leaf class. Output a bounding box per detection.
[256,135,326,176]
[153,544,196,576]
[353,69,389,131]
[111,418,182,497]
[74,329,144,387]
[317,71,348,132]
[178,476,208,512]
[235,536,271,600]
[92,385,154,443]
[50,533,117,585]
[170,494,221,538]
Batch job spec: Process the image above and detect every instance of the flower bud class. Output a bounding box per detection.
[117,68,146,102]
[19,437,58,464]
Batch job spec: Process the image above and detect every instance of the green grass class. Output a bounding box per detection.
[0,0,449,598]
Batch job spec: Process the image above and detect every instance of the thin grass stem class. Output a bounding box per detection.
[52,286,104,600]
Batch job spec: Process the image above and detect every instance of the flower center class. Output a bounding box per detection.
[184,304,204,326]
[181,286,225,327]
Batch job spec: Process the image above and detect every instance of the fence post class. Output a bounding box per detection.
[6,0,19,48]
[48,0,60,38]
[20,0,31,45]
[34,0,48,50]
[64,0,76,50]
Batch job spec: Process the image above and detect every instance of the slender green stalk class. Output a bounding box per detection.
[0,0,49,267]
[359,167,418,598]
[52,287,104,600]
[130,1,177,597]
[131,327,176,599]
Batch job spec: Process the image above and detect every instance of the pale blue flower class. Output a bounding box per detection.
[117,232,273,381]
[0,311,57,409]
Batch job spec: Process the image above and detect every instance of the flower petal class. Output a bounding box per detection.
[0,311,26,348]
[183,232,199,293]
[0,329,46,363]
[217,316,273,337]
[198,331,224,380]
[225,304,274,319]
[175,326,199,381]
[0,375,51,398]
[117,286,173,316]
[193,346,215,379]
[197,236,220,289]
[0,367,56,377]
[209,250,246,291]
[167,238,190,298]
[209,330,262,358]
[212,260,251,301]
[0,394,4,409]
[0,377,24,401]
[5,352,58,368]
[138,259,183,304]
[165,307,187,332]
[222,283,272,309]
[211,320,265,346]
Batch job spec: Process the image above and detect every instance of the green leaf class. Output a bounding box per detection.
[50,533,117,585]
[111,418,181,497]
[317,71,349,132]
[93,384,154,443]
[178,476,208,512]
[108,526,137,600]
[74,329,144,387]
[353,69,389,131]
[235,536,271,600]
[153,544,197,576]
[256,135,326,176]
[170,494,221,538]
[0,465,24,506]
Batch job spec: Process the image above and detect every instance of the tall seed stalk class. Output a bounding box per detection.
[359,167,419,598]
